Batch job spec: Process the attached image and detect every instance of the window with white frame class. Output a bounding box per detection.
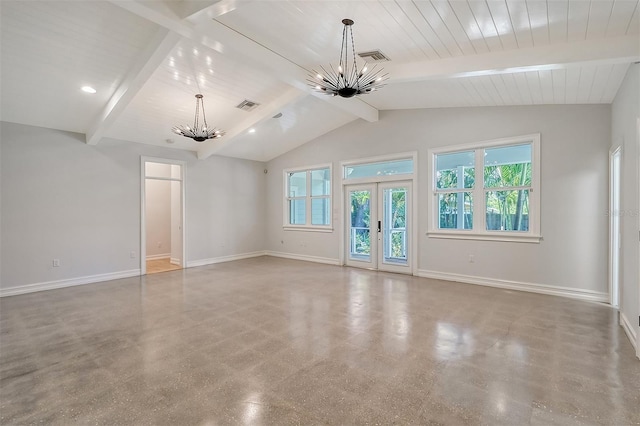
[285,165,332,230]
[429,134,540,242]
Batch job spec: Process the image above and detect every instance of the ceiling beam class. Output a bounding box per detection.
[197,87,307,160]
[180,0,238,20]
[385,35,640,83]
[86,28,182,145]
[110,0,379,123]
[108,0,194,39]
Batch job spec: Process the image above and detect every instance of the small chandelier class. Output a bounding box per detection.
[172,94,224,142]
[309,19,387,98]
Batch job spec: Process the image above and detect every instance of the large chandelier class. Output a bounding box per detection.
[309,19,387,98]
[172,94,224,142]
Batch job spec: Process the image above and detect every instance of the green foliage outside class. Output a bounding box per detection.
[351,191,371,254]
[437,162,531,231]
[350,189,407,257]
[437,168,474,229]
[484,162,530,231]
[389,190,406,258]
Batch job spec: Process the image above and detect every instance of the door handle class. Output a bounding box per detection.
[377,221,381,233]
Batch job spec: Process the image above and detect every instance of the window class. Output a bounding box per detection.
[284,165,332,230]
[429,134,540,242]
[344,158,414,179]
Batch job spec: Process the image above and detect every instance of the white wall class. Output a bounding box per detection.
[266,105,611,299]
[145,179,171,258]
[611,63,640,353]
[0,122,266,291]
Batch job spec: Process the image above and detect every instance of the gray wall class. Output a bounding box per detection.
[611,63,640,350]
[145,179,171,257]
[0,122,266,290]
[266,105,611,295]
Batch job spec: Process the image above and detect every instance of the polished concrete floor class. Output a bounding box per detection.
[1,257,638,425]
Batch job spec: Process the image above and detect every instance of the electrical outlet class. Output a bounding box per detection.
[157,242,162,248]
[469,255,475,263]
[130,251,136,259]
[52,259,60,267]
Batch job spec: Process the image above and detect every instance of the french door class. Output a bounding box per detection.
[345,181,412,274]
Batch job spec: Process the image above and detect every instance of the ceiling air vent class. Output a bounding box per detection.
[235,99,260,111]
[357,50,390,62]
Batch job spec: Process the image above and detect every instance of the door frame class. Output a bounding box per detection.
[609,145,622,308]
[636,118,640,359]
[339,151,418,275]
[377,181,413,274]
[344,183,378,270]
[140,156,186,276]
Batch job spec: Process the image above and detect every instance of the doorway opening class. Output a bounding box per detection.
[609,146,621,308]
[141,158,185,275]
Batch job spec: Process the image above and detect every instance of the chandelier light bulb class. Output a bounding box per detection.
[308,18,388,98]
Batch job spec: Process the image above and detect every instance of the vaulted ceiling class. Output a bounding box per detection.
[1,0,638,161]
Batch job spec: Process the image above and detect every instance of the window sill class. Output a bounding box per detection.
[284,226,333,233]
[427,231,542,243]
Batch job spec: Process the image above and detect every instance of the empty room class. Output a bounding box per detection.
[1,0,639,424]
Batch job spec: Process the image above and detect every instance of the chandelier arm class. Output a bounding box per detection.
[323,65,341,88]
[350,66,359,89]
[359,68,385,85]
[363,66,387,82]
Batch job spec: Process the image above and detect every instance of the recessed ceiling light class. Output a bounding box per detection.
[81,86,96,94]
[248,128,256,134]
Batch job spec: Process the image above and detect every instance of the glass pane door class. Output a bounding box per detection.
[345,185,376,268]
[378,182,412,273]
[382,187,407,265]
[345,182,411,273]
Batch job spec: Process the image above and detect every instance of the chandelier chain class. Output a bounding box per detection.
[349,24,359,91]
[199,97,208,129]
[194,96,201,129]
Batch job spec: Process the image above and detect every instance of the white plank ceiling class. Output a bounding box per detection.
[1,0,638,161]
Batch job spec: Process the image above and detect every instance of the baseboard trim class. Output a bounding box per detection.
[186,251,266,268]
[146,253,170,261]
[0,269,141,298]
[265,251,341,266]
[620,311,638,352]
[416,269,609,303]
[170,257,181,266]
